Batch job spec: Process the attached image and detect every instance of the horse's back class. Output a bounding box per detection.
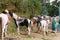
[41,20,47,25]
[0,13,8,25]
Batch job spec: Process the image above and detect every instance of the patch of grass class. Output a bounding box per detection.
[7,19,17,34]
[22,35,32,38]
[42,37,50,40]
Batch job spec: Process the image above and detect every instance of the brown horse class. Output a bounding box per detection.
[30,16,42,32]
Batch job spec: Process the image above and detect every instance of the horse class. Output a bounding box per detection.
[40,16,49,35]
[30,16,42,32]
[0,9,11,39]
[9,11,31,35]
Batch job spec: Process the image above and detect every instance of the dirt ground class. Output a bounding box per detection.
[3,31,60,40]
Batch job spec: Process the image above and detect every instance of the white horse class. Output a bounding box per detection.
[40,16,49,35]
[9,12,31,35]
[0,9,11,39]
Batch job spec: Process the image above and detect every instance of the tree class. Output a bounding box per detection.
[45,0,58,16]
[0,0,9,9]
[39,0,49,16]
[28,0,41,16]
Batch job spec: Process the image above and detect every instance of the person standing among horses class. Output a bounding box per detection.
[51,17,56,33]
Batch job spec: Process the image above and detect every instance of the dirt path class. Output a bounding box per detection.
[51,32,60,40]
[4,31,60,40]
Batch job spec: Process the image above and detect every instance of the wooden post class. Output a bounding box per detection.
[0,17,2,40]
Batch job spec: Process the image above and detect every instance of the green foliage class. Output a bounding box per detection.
[10,0,22,12]
[48,0,58,16]
[28,0,41,16]
[0,0,9,9]
[7,19,17,34]
[0,0,59,17]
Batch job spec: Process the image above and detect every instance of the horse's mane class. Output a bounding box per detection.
[9,11,13,17]
[2,11,7,14]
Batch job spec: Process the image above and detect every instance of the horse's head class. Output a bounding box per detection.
[3,9,13,17]
[5,10,13,21]
[31,17,37,24]
[9,11,19,21]
[4,9,9,13]
[2,9,9,14]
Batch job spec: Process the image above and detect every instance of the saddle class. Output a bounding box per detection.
[19,19,28,26]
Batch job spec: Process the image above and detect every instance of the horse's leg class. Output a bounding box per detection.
[39,23,41,32]
[28,26,31,35]
[16,21,20,35]
[0,18,4,40]
[30,21,33,32]
[46,25,48,35]
[37,22,40,32]
[17,25,19,35]
[43,25,46,36]
[41,24,43,33]
[0,17,4,40]
[31,21,33,27]
[2,25,5,40]
[36,22,38,32]
[0,17,3,40]
[2,29,4,40]
[27,23,31,35]
[5,25,8,37]
[13,18,20,34]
